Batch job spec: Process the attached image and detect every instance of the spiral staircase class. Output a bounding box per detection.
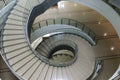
[0,0,120,80]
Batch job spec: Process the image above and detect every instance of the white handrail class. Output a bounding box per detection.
[109,65,120,80]
[0,0,17,25]
[109,0,120,9]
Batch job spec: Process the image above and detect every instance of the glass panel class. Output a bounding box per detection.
[32,23,40,31]
[40,20,47,27]
[76,22,84,30]
[83,26,90,34]
[62,18,69,25]
[69,20,77,27]
[89,31,96,40]
[47,19,55,25]
[55,18,62,24]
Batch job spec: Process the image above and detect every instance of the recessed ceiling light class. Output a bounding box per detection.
[110,46,115,51]
[104,33,107,36]
[98,21,101,24]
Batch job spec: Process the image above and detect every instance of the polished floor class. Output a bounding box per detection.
[34,1,120,79]
[1,0,120,80]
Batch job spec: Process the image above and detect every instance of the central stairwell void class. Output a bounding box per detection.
[2,0,119,80]
[33,32,78,67]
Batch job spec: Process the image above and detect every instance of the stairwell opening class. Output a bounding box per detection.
[34,34,78,67]
[48,44,77,66]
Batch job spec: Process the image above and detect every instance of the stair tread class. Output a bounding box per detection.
[3,35,25,41]
[3,39,26,47]
[17,58,38,76]
[27,0,39,8]
[12,54,35,71]
[65,67,74,80]
[8,13,26,21]
[4,24,23,29]
[6,19,23,25]
[17,0,28,7]
[62,67,68,80]
[4,29,24,35]
[56,68,62,80]
[8,50,33,65]
[51,67,57,80]
[6,47,30,59]
[4,42,28,53]
[37,64,49,80]
[14,4,29,13]
[11,9,25,16]
[70,66,86,80]
[44,66,53,80]
[29,62,46,80]
[22,60,40,79]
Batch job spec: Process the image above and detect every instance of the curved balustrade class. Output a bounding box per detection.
[0,0,115,80]
[52,27,96,45]
[0,0,14,9]
[23,0,97,54]
[31,24,96,46]
[32,18,97,45]
[103,0,120,15]
[109,65,120,80]
[0,0,17,31]
[88,60,103,80]
[23,0,61,64]
[112,75,120,80]
[25,0,60,40]
[35,34,78,67]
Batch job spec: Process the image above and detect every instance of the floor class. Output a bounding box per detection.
[33,1,120,79]
[1,1,120,80]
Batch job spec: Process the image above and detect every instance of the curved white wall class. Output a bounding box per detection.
[64,0,120,38]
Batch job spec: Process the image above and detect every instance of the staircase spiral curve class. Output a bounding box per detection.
[1,0,113,80]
